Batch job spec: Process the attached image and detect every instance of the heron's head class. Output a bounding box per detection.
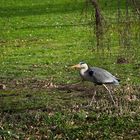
[71,62,88,70]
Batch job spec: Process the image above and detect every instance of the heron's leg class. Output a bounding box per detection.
[89,90,97,106]
[103,84,116,105]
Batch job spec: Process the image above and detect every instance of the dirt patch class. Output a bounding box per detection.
[0,78,139,100]
[0,78,139,92]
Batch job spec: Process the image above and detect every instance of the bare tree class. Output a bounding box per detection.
[88,0,104,50]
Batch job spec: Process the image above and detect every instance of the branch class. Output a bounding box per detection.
[131,0,140,16]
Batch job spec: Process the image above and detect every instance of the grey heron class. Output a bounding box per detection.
[71,62,120,106]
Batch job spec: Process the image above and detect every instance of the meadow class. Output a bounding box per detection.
[0,0,140,139]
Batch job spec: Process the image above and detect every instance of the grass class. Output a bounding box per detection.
[0,0,140,139]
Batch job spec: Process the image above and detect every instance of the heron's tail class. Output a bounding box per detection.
[113,78,120,85]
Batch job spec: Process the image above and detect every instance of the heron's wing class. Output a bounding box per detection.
[90,67,119,84]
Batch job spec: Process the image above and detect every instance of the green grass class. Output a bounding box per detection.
[0,0,140,139]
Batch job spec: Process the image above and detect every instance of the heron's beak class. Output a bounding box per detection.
[71,64,81,69]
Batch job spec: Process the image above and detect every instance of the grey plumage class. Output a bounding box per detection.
[80,66,119,85]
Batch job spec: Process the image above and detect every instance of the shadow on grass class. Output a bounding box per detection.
[0,2,84,17]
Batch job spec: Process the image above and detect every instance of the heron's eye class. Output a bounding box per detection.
[79,62,85,65]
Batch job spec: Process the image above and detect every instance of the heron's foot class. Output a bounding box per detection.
[81,100,97,108]
[114,102,119,108]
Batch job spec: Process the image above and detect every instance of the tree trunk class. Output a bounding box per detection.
[89,0,103,50]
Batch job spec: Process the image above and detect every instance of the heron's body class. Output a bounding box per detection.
[71,62,120,106]
[80,66,119,85]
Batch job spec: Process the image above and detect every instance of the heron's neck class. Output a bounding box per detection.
[80,67,88,75]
